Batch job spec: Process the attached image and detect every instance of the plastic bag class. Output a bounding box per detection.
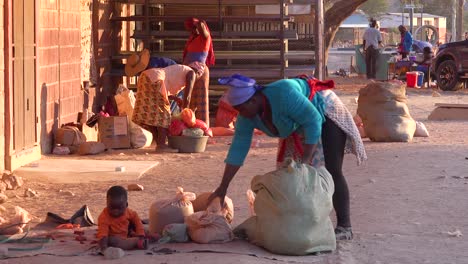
[159,223,189,243]
[114,85,136,117]
[129,122,153,148]
[0,206,34,235]
[246,189,256,216]
[414,121,429,137]
[149,187,196,235]
[192,192,234,223]
[185,198,233,244]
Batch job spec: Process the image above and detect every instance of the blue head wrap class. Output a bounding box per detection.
[218,74,262,106]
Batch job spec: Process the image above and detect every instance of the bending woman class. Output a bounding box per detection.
[209,74,366,240]
[132,63,204,151]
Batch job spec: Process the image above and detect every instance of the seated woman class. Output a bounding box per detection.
[131,63,204,151]
[415,47,434,83]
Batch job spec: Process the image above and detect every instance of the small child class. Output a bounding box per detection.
[97,186,147,252]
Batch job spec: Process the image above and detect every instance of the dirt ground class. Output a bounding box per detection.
[4,77,468,263]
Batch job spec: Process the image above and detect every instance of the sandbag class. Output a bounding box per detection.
[185,198,234,244]
[192,192,234,223]
[77,141,106,155]
[129,122,153,148]
[234,159,336,255]
[149,187,196,235]
[357,82,416,142]
[55,126,86,146]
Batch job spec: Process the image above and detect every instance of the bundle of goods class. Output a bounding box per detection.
[150,188,235,244]
[357,81,416,142]
[234,159,336,255]
[168,108,212,153]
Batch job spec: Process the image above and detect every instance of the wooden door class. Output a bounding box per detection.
[12,0,36,150]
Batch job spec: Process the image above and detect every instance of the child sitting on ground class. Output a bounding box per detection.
[97,186,147,252]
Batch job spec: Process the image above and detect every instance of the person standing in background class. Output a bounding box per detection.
[362,19,382,79]
[398,25,413,59]
[182,18,215,126]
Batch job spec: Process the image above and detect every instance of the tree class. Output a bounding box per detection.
[358,0,389,19]
[323,0,369,61]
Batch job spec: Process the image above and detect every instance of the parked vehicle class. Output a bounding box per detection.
[431,40,468,91]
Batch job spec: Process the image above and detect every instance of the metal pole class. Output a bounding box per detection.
[456,0,464,41]
[315,0,324,80]
[409,7,414,33]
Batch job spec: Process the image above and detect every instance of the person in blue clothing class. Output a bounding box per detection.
[398,25,413,59]
[208,74,367,240]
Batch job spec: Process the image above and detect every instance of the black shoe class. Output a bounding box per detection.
[70,205,96,227]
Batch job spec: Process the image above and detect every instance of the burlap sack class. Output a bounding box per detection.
[357,82,416,142]
[192,192,234,223]
[77,141,106,155]
[149,187,196,235]
[233,159,336,255]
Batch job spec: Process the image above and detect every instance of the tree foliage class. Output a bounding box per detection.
[358,0,389,19]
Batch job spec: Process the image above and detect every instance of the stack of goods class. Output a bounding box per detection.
[169,108,212,138]
[149,188,234,244]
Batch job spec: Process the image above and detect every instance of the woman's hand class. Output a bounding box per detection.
[302,143,317,165]
[207,186,227,207]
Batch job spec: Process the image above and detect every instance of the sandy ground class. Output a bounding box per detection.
[3,77,468,263]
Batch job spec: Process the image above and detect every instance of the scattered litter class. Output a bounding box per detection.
[128,183,144,191]
[432,91,441,97]
[2,172,24,190]
[59,190,75,197]
[115,166,126,172]
[24,188,39,198]
[103,247,125,259]
[447,230,462,237]
[369,179,376,184]
[119,153,125,156]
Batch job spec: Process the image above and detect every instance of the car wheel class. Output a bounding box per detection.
[436,60,463,91]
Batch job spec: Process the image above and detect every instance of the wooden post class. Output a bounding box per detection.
[456,0,464,41]
[314,0,324,80]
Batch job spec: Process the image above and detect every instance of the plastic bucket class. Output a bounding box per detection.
[168,136,209,153]
[416,71,425,87]
[406,71,418,88]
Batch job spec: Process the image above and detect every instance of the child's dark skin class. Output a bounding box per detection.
[98,197,145,251]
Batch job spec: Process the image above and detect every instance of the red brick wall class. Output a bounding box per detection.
[38,0,83,153]
[0,2,5,171]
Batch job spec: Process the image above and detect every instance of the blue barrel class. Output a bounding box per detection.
[417,71,424,87]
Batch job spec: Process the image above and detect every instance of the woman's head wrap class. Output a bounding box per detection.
[218,74,263,106]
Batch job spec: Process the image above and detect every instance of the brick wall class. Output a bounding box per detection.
[38,0,83,153]
[0,2,5,171]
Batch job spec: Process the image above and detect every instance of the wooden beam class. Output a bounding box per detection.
[314,0,324,80]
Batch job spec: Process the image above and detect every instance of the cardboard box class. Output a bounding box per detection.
[98,116,131,149]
